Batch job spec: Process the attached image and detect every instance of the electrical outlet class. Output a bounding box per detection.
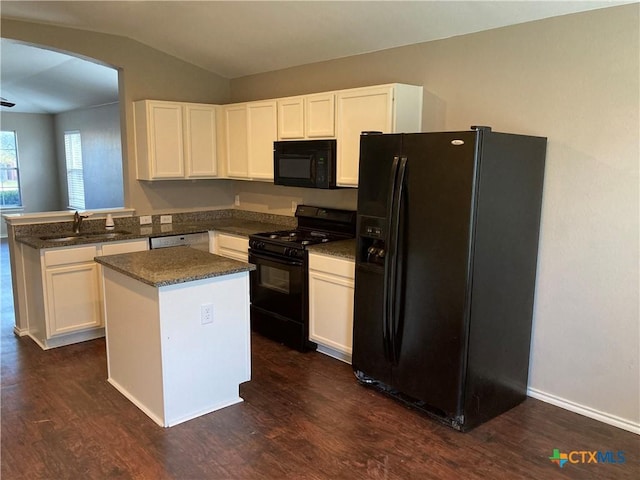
[291,201,297,214]
[234,195,240,206]
[160,215,172,224]
[139,215,152,225]
[200,304,213,325]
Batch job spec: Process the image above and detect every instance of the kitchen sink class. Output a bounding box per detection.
[81,230,132,239]
[40,236,81,242]
[39,230,132,242]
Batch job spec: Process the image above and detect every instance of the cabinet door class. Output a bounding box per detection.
[147,101,185,179]
[224,104,249,178]
[306,92,335,138]
[184,104,218,178]
[277,97,305,139]
[308,254,355,357]
[214,232,249,262]
[336,86,394,186]
[247,101,277,180]
[45,262,103,337]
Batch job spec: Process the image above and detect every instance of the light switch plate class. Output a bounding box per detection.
[139,215,152,225]
[234,195,240,206]
[160,215,172,224]
[291,201,297,213]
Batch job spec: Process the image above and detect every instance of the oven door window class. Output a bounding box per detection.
[250,252,304,321]
[258,264,290,294]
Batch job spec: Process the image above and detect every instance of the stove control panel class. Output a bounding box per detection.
[249,239,266,250]
[284,247,303,258]
[250,238,306,258]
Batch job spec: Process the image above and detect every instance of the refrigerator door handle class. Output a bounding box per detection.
[390,156,407,363]
[383,156,400,362]
[384,155,407,364]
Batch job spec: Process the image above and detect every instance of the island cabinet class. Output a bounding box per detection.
[335,84,423,186]
[308,252,356,363]
[210,232,249,262]
[223,100,277,180]
[97,247,254,428]
[23,238,149,350]
[277,92,335,139]
[134,100,220,180]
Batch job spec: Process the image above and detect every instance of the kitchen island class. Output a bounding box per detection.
[95,247,255,427]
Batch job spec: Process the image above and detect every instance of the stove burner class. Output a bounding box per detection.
[255,229,337,247]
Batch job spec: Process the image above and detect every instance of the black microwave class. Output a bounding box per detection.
[274,139,338,189]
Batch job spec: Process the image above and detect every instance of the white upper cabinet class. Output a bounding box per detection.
[137,83,423,185]
[277,97,305,139]
[247,101,278,180]
[184,104,218,178]
[336,84,423,187]
[135,101,184,179]
[305,92,336,138]
[134,100,219,180]
[224,104,249,177]
[225,100,277,180]
[277,92,335,140]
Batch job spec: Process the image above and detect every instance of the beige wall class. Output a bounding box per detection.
[0,112,61,236]
[54,103,124,210]
[1,19,235,214]
[232,5,640,429]
[233,181,358,216]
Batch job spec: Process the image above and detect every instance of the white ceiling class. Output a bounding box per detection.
[1,39,119,114]
[0,0,633,114]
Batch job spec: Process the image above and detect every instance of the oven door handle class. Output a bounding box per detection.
[249,251,304,267]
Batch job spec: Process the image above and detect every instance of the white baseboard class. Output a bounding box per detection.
[527,387,640,435]
[13,325,29,337]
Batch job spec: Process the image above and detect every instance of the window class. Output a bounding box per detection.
[0,131,22,208]
[64,131,85,210]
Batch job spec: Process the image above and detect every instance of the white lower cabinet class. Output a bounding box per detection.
[45,260,103,337]
[210,231,249,262]
[24,239,149,349]
[308,252,355,363]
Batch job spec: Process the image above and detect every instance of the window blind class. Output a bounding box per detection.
[64,131,85,210]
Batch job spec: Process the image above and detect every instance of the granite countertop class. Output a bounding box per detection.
[16,218,287,249]
[95,247,256,287]
[307,239,356,260]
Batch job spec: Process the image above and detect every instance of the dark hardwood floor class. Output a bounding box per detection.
[1,239,638,479]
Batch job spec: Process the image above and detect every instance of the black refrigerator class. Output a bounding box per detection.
[352,126,547,431]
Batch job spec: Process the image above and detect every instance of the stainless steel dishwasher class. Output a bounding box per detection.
[149,232,210,252]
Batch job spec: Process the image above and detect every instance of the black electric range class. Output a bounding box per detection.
[248,205,356,351]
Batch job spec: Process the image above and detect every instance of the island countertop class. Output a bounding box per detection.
[95,247,256,287]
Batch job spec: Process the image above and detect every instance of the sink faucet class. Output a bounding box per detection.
[72,211,89,234]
